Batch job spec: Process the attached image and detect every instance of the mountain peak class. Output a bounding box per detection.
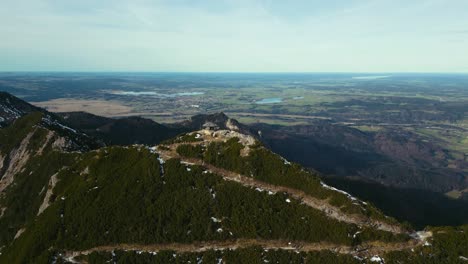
[177,112,249,135]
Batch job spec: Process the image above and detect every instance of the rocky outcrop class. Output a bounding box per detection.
[226,118,241,131]
[0,207,5,218]
[13,228,25,240]
[0,125,74,195]
[0,154,4,173]
[36,130,54,155]
[0,130,34,193]
[175,112,252,136]
[37,172,59,216]
[51,136,68,150]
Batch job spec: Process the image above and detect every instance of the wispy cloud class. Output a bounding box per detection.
[0,0,467,72]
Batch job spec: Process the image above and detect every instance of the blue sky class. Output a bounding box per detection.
[0,0,467,72]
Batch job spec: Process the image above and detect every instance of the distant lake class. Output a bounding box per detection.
[255,98,283,104]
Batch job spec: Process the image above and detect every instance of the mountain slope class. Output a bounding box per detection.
[162,130,405,233]
[325,176,468,229]
[58,111,183,145]
[1,93,467,263]
[0,92,44,127]
[251,122,466,193]
[1,115,467,263]
[0,112,417,263]
[0,92,102,151]
[0,113,90,251]
[0,142,414,263]
[0,94,102,251]
[57,111,250,147]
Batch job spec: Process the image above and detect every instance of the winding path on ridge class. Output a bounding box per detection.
[63,133,433,262]
[157,138,407,235]
[63,239,421,261]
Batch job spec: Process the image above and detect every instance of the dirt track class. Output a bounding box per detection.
[64,238,421,261]
[63,133,429,263]
[157,137,406,234]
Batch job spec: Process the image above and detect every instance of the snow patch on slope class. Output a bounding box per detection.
[320,181,359,201]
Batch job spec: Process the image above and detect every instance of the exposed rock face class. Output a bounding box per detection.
[0,130,34,193]
[36,130,54,155]
[0,122,81,196]
[80,166,89,176]
[0,154,4,173]
[37,172,59,216]
[13,228,25,240]
[194,128,257,157]
[211,130,256,146]
[226,118,240,131]
[52,136,68,151]
[175,112,252,136]
[211,129,257,156]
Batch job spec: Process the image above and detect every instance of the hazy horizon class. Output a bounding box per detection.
[1,0,468,72]
[1,71,468,75]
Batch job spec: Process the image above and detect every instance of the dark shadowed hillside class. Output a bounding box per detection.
[324,177,468,229]
[251,122,467,193]
[0,92,45,127]
[58,112,184,145]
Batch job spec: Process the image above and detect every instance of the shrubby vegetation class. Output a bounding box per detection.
[0,113,78,249]
[0,112,43,153]
[176,144,204,159]
[0,117,451,263]
[353,227,409,246]
[0,151,76,248]
[178,138,398,225]
[1,145,394,263]
[385,225,468,264]
[82,247,361,264]
[161,133,202,145]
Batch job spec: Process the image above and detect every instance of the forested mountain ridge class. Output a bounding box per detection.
[57,111,183,146]
[0,115,411,263]
[0,92,41,127]
[56,111,251,146]
[0,92,467,263]
[0,92,102,151]
[166,129,404,234]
